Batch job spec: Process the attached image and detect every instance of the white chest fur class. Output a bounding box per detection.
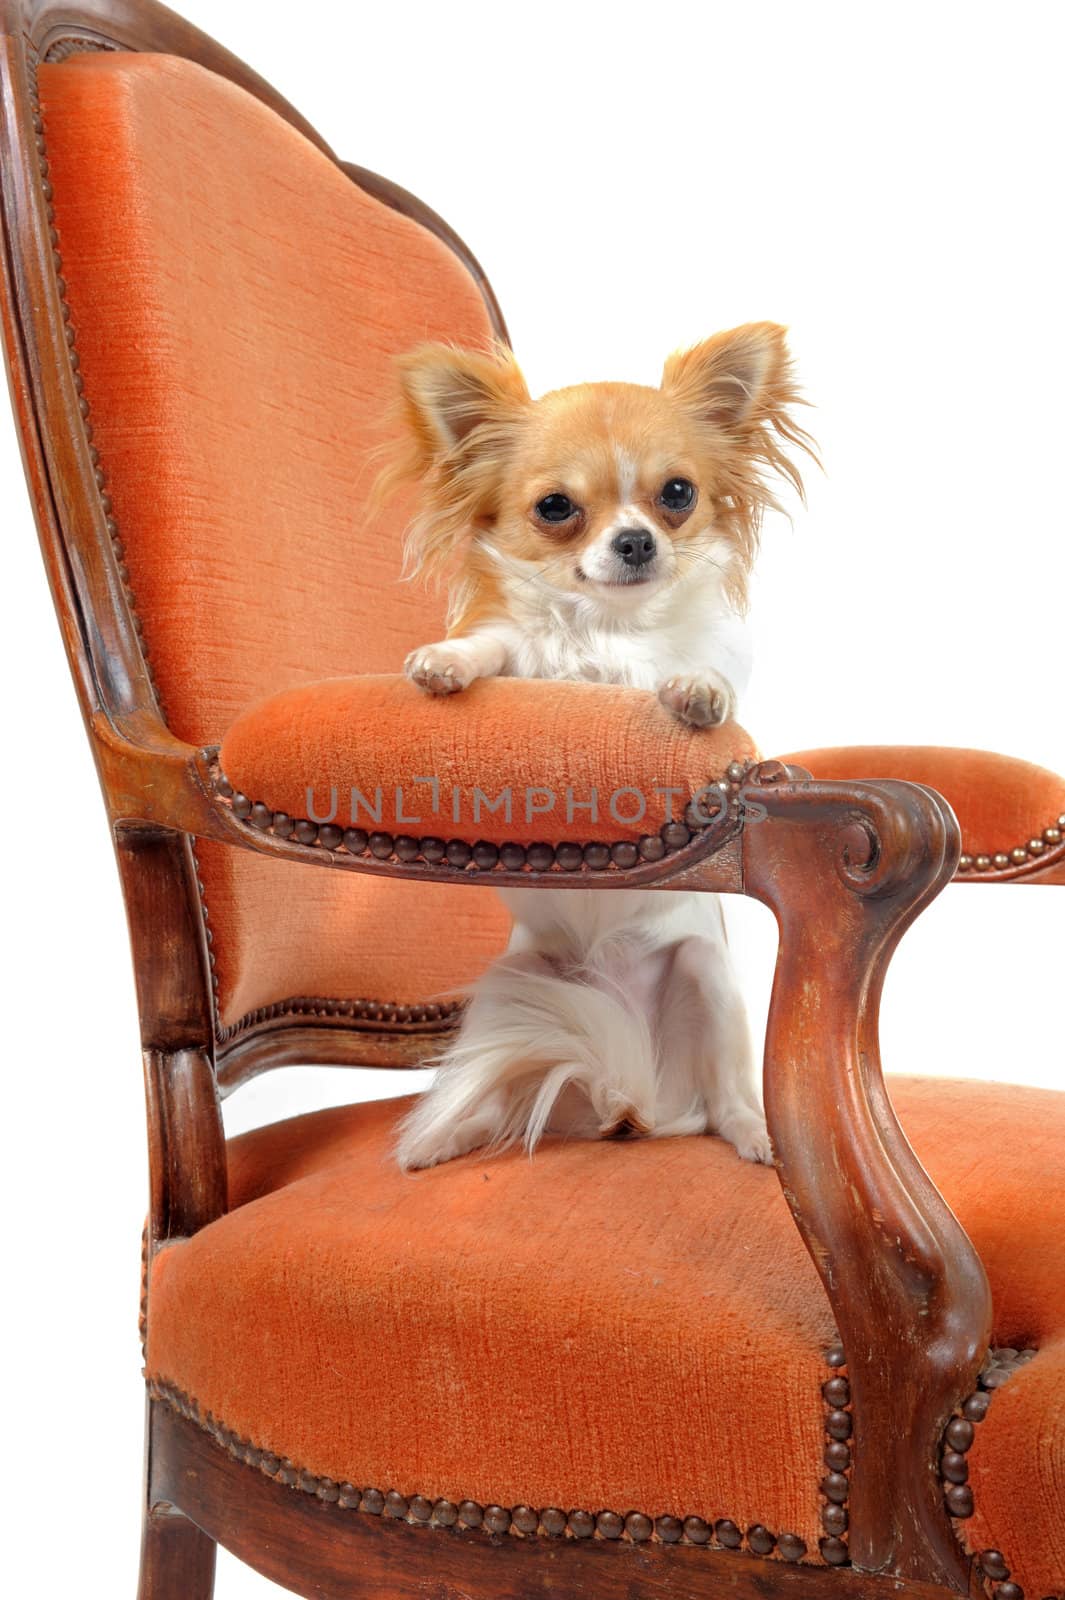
[491,567,753,698]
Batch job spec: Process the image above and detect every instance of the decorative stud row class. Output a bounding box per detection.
[214,758,761,877]
[957,817,1065,877]
[819,1344,851,1567]
[941,1346,1050,1600]
[147,1377,814,1563]
[138,1223,148,1359]
[187,848,223,1022]
[215,993,464,1047]
[43,36,120,63]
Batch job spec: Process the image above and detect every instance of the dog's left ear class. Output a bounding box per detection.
[662,323,815,514]
[662,322,798,436]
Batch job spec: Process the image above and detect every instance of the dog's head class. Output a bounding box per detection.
[382,325,813,621]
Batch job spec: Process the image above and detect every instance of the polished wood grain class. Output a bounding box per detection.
[743,775,990,1587]
[149,1398,960,1600]
[114,826,226,1244]
[138,1502,216,1600]
[216,1019,458,1096]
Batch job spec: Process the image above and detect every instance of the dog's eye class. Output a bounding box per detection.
[535,493,578,524]
[658,478,696,512]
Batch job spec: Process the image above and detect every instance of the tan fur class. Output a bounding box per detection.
[377,325,815,620]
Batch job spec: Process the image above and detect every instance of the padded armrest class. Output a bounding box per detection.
[218,675,758,870]
[782,745,1065,882]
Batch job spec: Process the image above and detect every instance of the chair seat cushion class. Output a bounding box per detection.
[218,674,759,852]
[145,1077,1064,1588]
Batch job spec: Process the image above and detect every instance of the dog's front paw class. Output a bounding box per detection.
[658,672,736,727]
[718,1109,774,1166]
[405,642,475,697]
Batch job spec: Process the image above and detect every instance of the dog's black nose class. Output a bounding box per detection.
[612,528,657,567]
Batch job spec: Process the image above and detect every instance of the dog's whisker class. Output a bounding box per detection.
[475,538,571,597]
[676,546,730,578]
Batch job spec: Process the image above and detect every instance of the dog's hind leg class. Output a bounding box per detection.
[395,947,660,1168]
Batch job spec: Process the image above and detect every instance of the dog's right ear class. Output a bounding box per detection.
[397,342,530,465]
[375,343,530,583]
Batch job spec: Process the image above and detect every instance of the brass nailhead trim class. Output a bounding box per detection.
[146,1375,821,1564]
[941,1346,1047,1600]
[819,1343,851,1566]
[215,758,762,878]
[187,847,222,1027]
[956,817,1065,879]
[215,994,464,1047]
[43,35,121,63]
[138,1223,149,1360]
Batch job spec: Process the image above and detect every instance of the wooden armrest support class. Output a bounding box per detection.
[741,768,991,1586]
[96,711,752,893]
[782,743,1065,885]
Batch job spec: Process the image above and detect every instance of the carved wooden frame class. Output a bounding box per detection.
[1,3,1053,1598]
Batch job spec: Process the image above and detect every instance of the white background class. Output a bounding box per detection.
[2,3,1061,1595]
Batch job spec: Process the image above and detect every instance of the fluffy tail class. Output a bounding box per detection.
[395,955,659,1170]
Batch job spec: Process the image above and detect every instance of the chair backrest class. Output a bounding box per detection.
[0,0,513,1055]
[25,37,500,747]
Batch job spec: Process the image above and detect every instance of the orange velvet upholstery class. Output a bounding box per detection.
[219,675,759,845]
[39,52,511,1029]
[193,842,507,1029]
[783,746,1065,875]
[145,1078,1065,1590]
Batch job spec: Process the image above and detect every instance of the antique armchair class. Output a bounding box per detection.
[2,3,1062,1598]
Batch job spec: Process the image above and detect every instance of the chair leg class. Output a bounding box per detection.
[137,1505,216,1600]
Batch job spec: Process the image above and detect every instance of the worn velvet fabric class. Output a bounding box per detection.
[219,675,759,844]
[190,840,509,1026]
[783,745,1065,864]
[39,51,511,1028]
[145,1078,1065,1589]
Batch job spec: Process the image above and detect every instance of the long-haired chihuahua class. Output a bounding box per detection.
[379,324,813,1169]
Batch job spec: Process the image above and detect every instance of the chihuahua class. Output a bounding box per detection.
[381,324,812,1169]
